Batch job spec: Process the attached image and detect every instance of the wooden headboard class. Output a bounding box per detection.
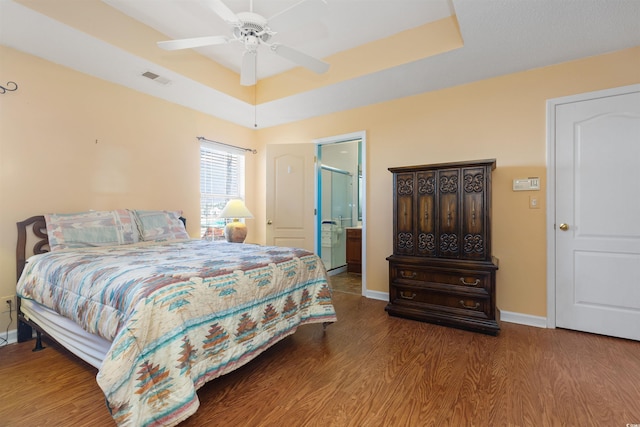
[15,215,50,345]
[16,215,49,280]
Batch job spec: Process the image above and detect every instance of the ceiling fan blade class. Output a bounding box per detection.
[204,0,241,25]
[268,0,327,33]
[240,51,257,86]
[158,35,230,51]
[272,44,329,74]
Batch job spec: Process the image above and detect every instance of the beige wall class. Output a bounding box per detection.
[1,43,638,335]
[256,46,640,317]
[0,46,258,333]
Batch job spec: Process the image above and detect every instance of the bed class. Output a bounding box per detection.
[15,210,337,427]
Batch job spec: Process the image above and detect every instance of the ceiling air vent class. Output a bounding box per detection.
[141,71,171,85]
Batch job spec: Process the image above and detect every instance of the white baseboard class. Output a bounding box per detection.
[364,290,388,301]
[499,309,547,328]
[359,292,548,329]
[1,328,18,346]
[327,266,347,276]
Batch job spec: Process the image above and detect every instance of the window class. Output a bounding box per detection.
[200,141,245,240]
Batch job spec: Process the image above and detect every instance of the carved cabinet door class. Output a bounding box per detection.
[437,168,461,258]
[393,172,415,256]
[461,165,490,260]
[416,170,436,257]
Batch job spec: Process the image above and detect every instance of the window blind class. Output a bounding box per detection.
[200,141,245,239]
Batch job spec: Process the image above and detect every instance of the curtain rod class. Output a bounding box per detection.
[197,136,257,154]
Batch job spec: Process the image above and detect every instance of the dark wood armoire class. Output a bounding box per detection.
[385,159,499,335]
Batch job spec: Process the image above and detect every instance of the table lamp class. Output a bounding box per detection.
[219,199,253,243]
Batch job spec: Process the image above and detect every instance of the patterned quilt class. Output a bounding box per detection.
[16,240,337,426]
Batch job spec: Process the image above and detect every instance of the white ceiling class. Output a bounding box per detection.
[103,0,455,80]
[1,0,639,129]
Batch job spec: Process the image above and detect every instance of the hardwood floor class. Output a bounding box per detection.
[1,292,639,426]
[329,271,362,295]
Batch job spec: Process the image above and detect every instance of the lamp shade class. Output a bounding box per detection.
[219,199,253,219]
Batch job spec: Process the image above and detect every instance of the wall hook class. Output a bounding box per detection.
[0,81,18,94]
[0,82,18,93]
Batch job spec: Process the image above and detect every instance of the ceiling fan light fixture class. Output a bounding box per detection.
[236,12,267,29]
[245,36,260,50]
[233,12,273,44]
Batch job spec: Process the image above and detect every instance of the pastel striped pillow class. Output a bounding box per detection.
[45,210,140,251]
[132,210,189,242]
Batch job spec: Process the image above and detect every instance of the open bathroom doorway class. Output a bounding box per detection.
[315,131,365,296]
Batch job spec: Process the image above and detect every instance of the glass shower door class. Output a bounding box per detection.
[319,166,353,271]
[330,171,353,269]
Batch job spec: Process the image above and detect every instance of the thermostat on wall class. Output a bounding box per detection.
[513,177,540,191]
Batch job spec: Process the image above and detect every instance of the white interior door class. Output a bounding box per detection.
[266,143,316,251]
[554,87,640,340]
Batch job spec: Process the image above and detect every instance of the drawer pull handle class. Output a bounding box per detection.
[459,278,480,287]
[400,291,416,300]
[401,271,417,279]
[459,300,480,310]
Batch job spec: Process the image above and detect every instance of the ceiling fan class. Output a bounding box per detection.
[157,0,330,86]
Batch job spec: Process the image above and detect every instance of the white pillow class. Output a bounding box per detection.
[45,209,139,251]
[132,210,189,241]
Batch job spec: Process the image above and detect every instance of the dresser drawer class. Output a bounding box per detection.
[391,265,491,293]
[390,284,490,319]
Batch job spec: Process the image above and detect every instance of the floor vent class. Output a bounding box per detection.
[142,71,171,85]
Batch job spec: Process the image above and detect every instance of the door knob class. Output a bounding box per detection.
[559,223,569,231]
[267,220,273,225]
